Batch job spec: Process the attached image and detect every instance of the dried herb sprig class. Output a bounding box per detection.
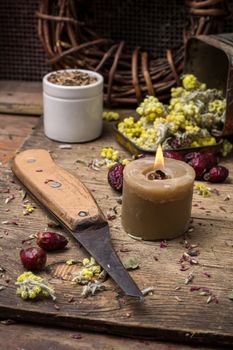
[15,272,56,300]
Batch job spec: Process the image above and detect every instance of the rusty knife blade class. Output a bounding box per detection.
[72,222,143,298]
[48,210,143,298]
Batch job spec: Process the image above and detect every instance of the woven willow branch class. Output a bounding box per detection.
[37,0,230,106]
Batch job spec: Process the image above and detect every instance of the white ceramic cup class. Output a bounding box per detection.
[43,69,104,143]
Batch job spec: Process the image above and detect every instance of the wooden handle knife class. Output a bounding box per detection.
[12,149,143,298]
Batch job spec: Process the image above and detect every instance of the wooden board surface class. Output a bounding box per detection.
[0,323,219,350]
[1,118,233,346]
[0,81,42,115]
[0,114,38,164]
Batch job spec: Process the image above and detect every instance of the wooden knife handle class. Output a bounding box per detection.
[12,149,105,231]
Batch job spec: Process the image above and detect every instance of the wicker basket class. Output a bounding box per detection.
[0,0,232,106]
[36,0,232,106]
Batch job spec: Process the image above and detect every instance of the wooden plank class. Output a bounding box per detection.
[0,114,38,164]
[0,81,42,115]
[0,119,233,346]
[0,324,218,350]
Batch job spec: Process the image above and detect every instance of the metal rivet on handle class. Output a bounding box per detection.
[27,158,36,163]
[78,211,88,217]
[49,181,62,188]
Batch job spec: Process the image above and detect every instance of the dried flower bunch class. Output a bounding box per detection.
[47,70,97,86]
[118,74,226,151]
[16,272,56,300]
[37,0,229,105]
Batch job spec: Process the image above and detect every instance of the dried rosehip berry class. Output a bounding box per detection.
[20,247,46,271]
[204,166,229,183]
[202,153,218,170]
[185,152,217,170]
[164,151,184,161]
[184,152,201,163]
[37,231,68,251]
[188,156,207,180]
[108,163,125,192]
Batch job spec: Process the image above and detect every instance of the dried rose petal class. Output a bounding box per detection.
[164,151,184,161]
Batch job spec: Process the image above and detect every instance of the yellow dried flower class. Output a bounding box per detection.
[100,147,119,161]
[23,203,35,215]
[15,272,55,300]
[102,111,119,121]
[122,159,130,165]
[182,74,198,90]
[66,259,76,266]
[83,258,90,266]
[194,183,211,197]
[221,139,233,157]
[83,268,94,280]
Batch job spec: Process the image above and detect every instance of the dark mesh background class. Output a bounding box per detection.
[86,0,187,54]
[0,0,50,81]
[0,0,232,81]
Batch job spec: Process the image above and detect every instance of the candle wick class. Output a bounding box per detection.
[148,169,169,180]
[155,169,166,180]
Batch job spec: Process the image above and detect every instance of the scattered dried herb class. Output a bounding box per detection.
[175,296,182,302]
[190,286,218,304]
[175,286,181,291]
[71,334,82,340]
[4,194,15,204]
[54,304,60,310]
[187,248,199,257]
[88,159,105,171]
[194,183,211,197]
[141,287,154,296]
[190,286,201,292]
[19,189,27,200]
[21,234,36,244]
[66,259,77,266]
[0,319,15,325]
[106,207,118,221]
[81,281,106,297]
[75,159,88,166]
[2,220,18,226]
[47,219,61,228]
[59,144,72,149]
[0,188,10,193]
[116,197,122,205]
[185,272,194,285]
[123,257,140,270]
[203,272,211,278]
[48,71,97,86]
[119,246,131,253]
[160,240,168,248]
[228,291,233,300]
[23,203,35,215]
[212,188,220,196]
[0,267,6,277]
[219,206,226,212]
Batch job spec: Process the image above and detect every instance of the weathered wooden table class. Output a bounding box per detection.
[0,82,232,349]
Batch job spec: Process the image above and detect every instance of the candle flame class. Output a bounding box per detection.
[154,144,164,169]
